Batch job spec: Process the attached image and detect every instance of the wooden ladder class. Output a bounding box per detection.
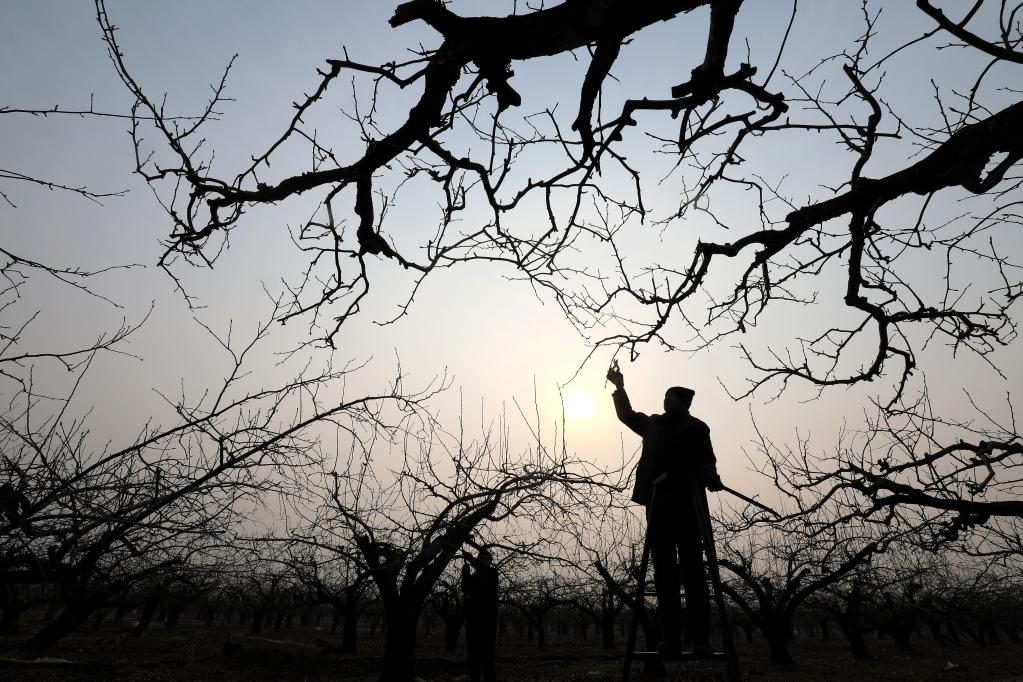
[621,477,741,682]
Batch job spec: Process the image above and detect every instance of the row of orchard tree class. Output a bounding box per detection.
[5,2,1023,681]
[2,280,1021,681]
[3,224,1023,681]
[0,250,625,682]
[3,203,1022,682]
[5,459,1023,669]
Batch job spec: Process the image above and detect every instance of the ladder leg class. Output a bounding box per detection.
[693,483,742,682]
[621,506,655,682]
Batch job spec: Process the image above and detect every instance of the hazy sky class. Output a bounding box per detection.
[3,1,1020,509]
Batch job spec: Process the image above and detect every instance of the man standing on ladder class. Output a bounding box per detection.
[606,363,723,657]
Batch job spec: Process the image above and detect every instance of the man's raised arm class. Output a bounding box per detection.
[606,364,648,436]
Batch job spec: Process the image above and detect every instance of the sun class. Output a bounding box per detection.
[563,388,595,421]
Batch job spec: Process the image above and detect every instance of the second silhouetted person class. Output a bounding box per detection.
[462,546,499,682]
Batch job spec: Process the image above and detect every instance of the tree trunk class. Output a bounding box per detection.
[134,586,164,636]
[443,615,463,653]
[818,617,831,641]
[839,623,869,659]
[26,606,91,647]
[90,608,109,630]
[0,584,24,634]
[339,602,360,653]
[250,607,266,635]
[945,621,962,646]
[422,609,434,637]
[164,602,187,629]
[962,622,987,646]
[378,609,419,682]
[599,615,615,649]
[890,626,913,651]
[0,601,27,634]
[23,589,109,649]
[766,629,793,664]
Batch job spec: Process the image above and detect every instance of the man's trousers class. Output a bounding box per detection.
[648,480,711,646]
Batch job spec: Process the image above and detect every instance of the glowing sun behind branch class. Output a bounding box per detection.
[563,388,595,421]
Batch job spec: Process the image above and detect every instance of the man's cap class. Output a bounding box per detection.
[666,386,695,402]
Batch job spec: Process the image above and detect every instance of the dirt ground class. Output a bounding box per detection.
[2,620,1022,681]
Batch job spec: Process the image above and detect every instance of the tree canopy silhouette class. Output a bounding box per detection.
[96,0,1022,404]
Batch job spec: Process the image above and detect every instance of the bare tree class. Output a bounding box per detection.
[0,296,437,648]
[583,509,667,675]
[9,2,1023,674]
[566,571,623,651]
[570,508,650,651]
[294,404,622,681]
[87,5,1023,633]
[290,548,372,652]
[813,543,944,657]
[502,569,574,651]
[716,512,881,663]
[94,0,1022,404]
[756,391,1023,548]
[0,92,204,207]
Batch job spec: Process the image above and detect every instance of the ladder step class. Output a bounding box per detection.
[632,650,728,661]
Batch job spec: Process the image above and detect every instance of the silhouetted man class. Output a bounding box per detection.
[606,364,722,656]
[462,547,498,682]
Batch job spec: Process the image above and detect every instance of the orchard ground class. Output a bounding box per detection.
[2,618,1021,681]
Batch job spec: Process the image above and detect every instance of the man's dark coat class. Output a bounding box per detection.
[612,388,718,505]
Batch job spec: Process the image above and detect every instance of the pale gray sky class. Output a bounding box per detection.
[3,1,1020,509]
